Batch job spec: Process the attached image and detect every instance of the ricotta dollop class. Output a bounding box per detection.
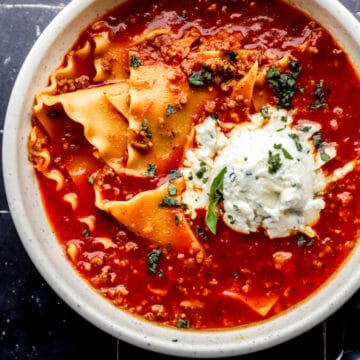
[182,107,335,238]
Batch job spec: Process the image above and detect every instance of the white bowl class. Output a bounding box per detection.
[3,0,360,357]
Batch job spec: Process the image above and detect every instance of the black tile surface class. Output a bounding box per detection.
[0,1,359,359]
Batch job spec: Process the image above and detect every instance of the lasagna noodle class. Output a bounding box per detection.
[36,82,130,174]
[231,60,259,110]
[93,32,129,82]
[222,289,279,317]
[127,60,215,176]
[95,178,205,259]
[33,40,92,107]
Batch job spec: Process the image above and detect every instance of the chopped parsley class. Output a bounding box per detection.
[147,248,162,274]
[166,104,176,117]
[274,143,293,160]
[188,66,212,87]
[167,183,177,196]
[87,176,94,185]
[312,131,324,147]
[140,119,152,139]
[159,196,181,207]
[320,151,331,162]
[261,106,270,119]
[205,167,227,234]
[265,59,302,109]
[130,54,141,69]
[145,163,156,178]
[196,162,207,179]
[312,130,331,162]
[297,125,312,132]
[268,151,282,174]
[309,80,329,111]
[168,169,183,182]
[227,214,236,224]
[281,147,294,160]
[288,133,303,151]
[189,71,204,87]
[297,234,314,247]
[159,196,187,210]
[177,318,190,329]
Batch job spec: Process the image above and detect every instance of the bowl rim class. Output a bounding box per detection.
[2,0,360,357]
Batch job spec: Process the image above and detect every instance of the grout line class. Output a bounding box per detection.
[116,339,120,360]
[0,4,65,10]
[322,320,327,360]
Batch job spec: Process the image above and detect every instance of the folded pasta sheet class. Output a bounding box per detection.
[95,176,205,260]
[36,83,129,174]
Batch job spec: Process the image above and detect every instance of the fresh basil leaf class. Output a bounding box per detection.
[205,167,227,234]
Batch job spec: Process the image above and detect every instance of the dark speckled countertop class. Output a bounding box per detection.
[0,1,359,359]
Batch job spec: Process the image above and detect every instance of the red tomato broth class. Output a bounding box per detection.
[31,0,360,329]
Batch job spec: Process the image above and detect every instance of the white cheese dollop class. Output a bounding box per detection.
[182,107,334,238]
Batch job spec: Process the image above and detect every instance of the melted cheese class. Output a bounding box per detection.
[183,107,335,238]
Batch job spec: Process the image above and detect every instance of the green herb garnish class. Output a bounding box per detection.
[166,104,176,117]
[265,59,301,109]
[288,133,303,151]
[309,80,328,110]
[297,125,312,132]
[268,151,282,174]
[320,150,331,162]
[312,131,324,147]
[168,169,183,182]
[168,184,177,196]
[159,196,181,207]
[281,147,294,160]
[177,318,190,329]
[189,71,204,87]
[196,162,207,179]
[188,66,212,87]
[159,196,187,210]
[312,131,331,162]
[141,119,152,139]
[273,143,294,160]
[261,106,270,119]
[130,54,141,69]
[297,234,314,247]
[205,167,227,234]
[147,248,162,274]
[145,163,156,178]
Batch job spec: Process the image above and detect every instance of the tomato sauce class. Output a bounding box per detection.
[32,0,360,329]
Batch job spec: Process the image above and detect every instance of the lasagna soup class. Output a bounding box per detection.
[28,0,360,329]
